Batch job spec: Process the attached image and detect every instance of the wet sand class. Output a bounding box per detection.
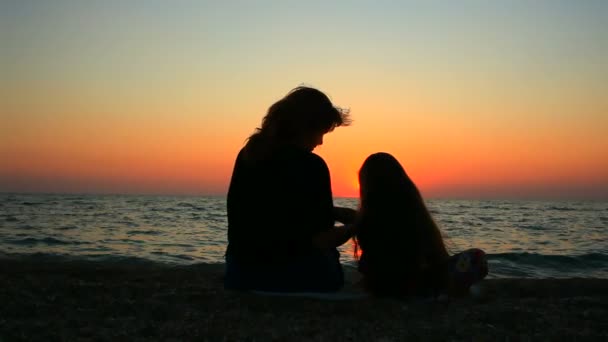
[1,258,607,340]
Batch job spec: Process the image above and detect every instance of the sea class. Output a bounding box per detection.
[1,193,607,279]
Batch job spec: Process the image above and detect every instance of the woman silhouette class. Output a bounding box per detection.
[224,86,356,292]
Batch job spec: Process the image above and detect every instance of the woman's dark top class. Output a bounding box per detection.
[226,144,335,266]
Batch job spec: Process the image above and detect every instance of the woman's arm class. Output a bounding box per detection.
[312,224,356,249]
[333,206,357,225]
[294,153,356,249]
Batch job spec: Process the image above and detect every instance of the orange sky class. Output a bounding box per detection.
[3,85,606,199]
[2,2,607,199]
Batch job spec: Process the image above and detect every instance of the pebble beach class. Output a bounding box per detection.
[1,257,607,341]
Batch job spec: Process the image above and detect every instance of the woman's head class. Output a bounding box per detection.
[354,152,449,292]
[247,86,350,155]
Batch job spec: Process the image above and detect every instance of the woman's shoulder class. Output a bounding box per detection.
[307,152,329,167]
[241,144,329,173]
[299,153,330,177]
[281,147,328,169]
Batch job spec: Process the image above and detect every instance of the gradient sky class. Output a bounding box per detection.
[2,0,607,199]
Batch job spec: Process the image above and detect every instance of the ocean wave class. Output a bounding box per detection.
[100,238,146,244]
[127,230,162,235]
[22,202,44,206]
[68,200,96,206]
[5,237,89,246]
[205,213,227,221]
[516,224,548,231]
[151,207,180,212]
[0,251,605,278]
[548,206,577,211]
[55,225,78,230]
[155,243,195,248]
[479,205,500,209]
[0,251,163,266]
[488,252,608,278]
[489,252,608,263]
[176,202,204,210]
[119,221,140,228]
[18,224,38,230]
[151,251,195,261]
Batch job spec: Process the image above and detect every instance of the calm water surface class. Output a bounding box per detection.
[1,194,606,278]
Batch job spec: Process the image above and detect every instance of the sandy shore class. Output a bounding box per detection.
[1,258,607,341]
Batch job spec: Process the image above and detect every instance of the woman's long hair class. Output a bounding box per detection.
[244,86,350,160]
[354,152,449,295]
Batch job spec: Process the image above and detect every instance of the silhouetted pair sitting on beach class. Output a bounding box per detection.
[224,86,488,297]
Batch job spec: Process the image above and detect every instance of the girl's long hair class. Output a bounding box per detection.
[354,152,449,295]
[243,86,350,160]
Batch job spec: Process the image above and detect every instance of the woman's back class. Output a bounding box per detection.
[223,86,351,292]
[226,144,334,265]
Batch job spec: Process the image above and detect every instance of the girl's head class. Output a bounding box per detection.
[246,86,350,157]
[354,153,449,293]
[358,152,419,208]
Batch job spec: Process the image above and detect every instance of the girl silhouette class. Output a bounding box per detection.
[354,152,488,297]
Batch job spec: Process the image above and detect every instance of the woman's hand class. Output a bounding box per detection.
[333,206,357,224]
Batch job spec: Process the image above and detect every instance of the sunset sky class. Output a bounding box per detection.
[2,1,607,199]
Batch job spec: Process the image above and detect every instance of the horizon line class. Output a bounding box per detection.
[2,191,606,202]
